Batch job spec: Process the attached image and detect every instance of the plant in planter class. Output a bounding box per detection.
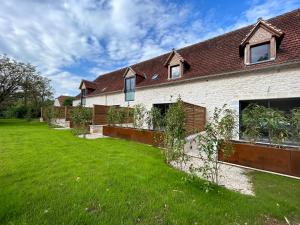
[241,104,265,143]
[116,107,126,127]
[262,107,289,146]
[242,104,290,147]
[291,108,300,148]
[192,105,237,185]
[107,106,117,126]
[70,106,92,138]
[164,98,186,166]
[133,104,146,129]
[146,107,165,131]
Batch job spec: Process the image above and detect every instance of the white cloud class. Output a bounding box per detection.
[0,0,299,96]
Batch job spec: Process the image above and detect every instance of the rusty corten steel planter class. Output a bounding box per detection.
[103,126,164,147]
[218,141,300,177]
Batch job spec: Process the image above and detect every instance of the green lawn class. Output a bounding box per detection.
[0,119,299,225]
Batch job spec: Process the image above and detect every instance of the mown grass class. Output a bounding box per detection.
[0,119,299,225]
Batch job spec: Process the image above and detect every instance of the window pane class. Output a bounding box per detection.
[130,77,135,90]
[171,65,180,79]
[125,91,135,101]
[125,77,135,92]
[81,97,86,105]
[250,43,270,63]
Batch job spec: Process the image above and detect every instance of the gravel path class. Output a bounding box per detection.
[171,134,255,196]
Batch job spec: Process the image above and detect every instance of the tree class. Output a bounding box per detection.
[0,55,53,117]
[70,106,92,138]
[63,97,75,106]
[164,98,186,165]
[192,105,237,186]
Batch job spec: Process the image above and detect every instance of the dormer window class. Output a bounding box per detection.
[125,77,135,101]
[240,19,284,65]
[164,49,187,80]
[170,65,181,79]
[250,42,270,64]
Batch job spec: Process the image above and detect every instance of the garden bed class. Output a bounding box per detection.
[218,141,300,177]
[103,126,164,147]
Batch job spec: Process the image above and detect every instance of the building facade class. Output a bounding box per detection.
[73,9,300,135]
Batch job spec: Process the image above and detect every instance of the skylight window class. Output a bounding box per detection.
[152,73,159,80]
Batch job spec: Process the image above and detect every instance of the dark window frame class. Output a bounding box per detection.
[239,97,300,144]
[250,42,271,64]
[170,64,181,79]
[124,76,135,101]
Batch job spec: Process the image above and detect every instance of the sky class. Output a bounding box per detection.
[0,0,299,97]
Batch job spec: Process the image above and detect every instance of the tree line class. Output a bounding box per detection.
[0,55,53,119]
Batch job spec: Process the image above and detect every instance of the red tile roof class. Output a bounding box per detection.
[78,9,300,98]
[57,95,73,106]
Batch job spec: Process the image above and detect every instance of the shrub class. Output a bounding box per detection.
[290,108,300,147]
[146,107,165,130]
[63,97,75,106]
[242,104,291,147]
[116,107,126,127]
[242,104,265,143]
[107,106,117,126]
[70,106,92,138]
[164,98,186,164]
[133,104,146,129]
[192,105,237,185]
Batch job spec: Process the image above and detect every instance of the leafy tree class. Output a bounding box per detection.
[63,97,75,106]
[192,105,237,186]
[146,107,165,131]
[241,104,265,143]
[116,107,126,127]
[0,55,53,118]
[164,98,186,164]
[133,104,146,129]
[242,104,290,146]
[107,106,117,126]
[70,106,92,138]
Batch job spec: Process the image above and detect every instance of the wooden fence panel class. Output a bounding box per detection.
[183,102,206,134]
[92,105,133,125]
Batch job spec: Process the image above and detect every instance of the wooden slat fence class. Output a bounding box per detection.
[183,102,206,135]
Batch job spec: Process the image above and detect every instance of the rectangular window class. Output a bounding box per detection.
[250,42,270,64]
[81,97,86,106]
[125,77,135,101]
[239,98,300,144]
[81,89,87,105]
[170,65,181,79]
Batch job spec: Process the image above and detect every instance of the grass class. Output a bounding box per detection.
[0,119,299,225]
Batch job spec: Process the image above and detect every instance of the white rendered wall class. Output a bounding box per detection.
[74,65,300,130]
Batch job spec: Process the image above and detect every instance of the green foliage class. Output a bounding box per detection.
[146,107,165,130]
[42,106,55,126]
[1,119,300,225]
[4,103,28,118]
[242,104,290,146]
[70,106,92,138]
[262,107,289,146]
[193,105,237,185]
[116,107,126,126]
[290,108,300,147]
[107,106,117,126]
[63,97,75,106]
[164,98,186,164]
[242,104,265,143]
[133,104,146,129]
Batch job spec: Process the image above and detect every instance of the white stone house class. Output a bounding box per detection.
[73,9,300,138]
